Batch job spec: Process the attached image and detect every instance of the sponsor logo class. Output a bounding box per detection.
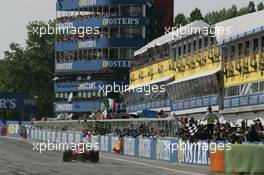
[8,124,20,134]
[79,0,97,7]
[102,60,132,68]
[0,99,17,109]
[56,63,73,71]
[56,22,74,29]
[55,104,73,111]
[78,82,97,90]
[78,40,96,49]
[102,18,140,26]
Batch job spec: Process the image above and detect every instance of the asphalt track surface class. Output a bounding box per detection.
[0,137,209,175]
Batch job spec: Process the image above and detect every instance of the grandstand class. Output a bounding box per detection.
[127,10,264,120]
[217,10,264,120]
[54,0,147,119]
[53,0,174,120]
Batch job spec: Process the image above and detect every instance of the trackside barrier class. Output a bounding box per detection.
[123,137,138,157]
[100,135,110,152]
[210,144,264,174]
[28,129,263,168]
[156,138,171,161]
[177,140,210,165]
[138,137,152,159]
[42,130,47,142]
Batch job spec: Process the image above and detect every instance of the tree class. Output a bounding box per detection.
[257,2,264,11]
[174,13,188,28]
[226,5,238,19]
[0,20,55,120]
[189,8,203,22]
[248,1,256,13]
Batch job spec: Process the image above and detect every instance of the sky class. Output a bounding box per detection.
[0,0,263,59]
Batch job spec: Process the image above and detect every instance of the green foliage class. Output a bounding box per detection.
[257,2,264,11]
[174,1,261,26]
[248,1,256,13]
[189,8,203,22]
[174,13,188,28]
[0,20,55,119]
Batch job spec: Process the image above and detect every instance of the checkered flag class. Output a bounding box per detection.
[186,123,199,136]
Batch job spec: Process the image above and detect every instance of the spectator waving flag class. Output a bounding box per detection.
[186,123,199,136]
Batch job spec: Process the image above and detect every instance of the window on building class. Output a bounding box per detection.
[188,42,191,53]
[251,82,259,93]
[109,27,119,38]
[83,92,87,98]
[178,46,182,57]
[222,46,228,60]
[55,93,59,98]
[211,36,215,45]
[173,48,177,59]
[120,48,131,59]
[110,48,118,59]
[204,37,208,48]
[183,45,186,54]
[230,45,236,58]
[193,40,197,51]
[131,27,142,38]
[97,92,101,97]
[238,43,243,56]
[131,6,143,16]
[103,49,108,59]
[253,38,259,53]
[64,92,68,99]
[262,36,264,48]
[110,5,119,16]
[199,39,202,49]
[245,41,250,56]
[259,81,264,92]
[120,27,131,38]
[78,92,82,98]
[59,93,63,99]
[120,6,131,16]
[87,92,92,98]
[225,86,239,97]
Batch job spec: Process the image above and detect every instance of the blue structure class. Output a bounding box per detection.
[54,0,147,116]
[0,93,36,114]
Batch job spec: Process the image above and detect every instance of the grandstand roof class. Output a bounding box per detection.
[134,20,210,57]
[215,10,264,45]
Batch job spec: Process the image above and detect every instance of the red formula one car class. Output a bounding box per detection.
[63,145,99,163]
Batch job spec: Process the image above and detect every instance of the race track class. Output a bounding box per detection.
[0,137,209,175]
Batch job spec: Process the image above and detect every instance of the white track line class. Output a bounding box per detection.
[101,155,207,175]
